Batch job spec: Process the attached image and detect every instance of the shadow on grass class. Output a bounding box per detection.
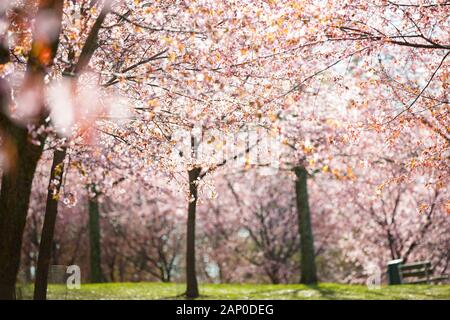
[157,292,214,300]
[303,284,396,300]
[236,284,387,300]
[305,285,338,299]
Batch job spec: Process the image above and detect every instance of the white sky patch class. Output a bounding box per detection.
[107,96,131,124]
[48,79,75,137]
[78,83,101,118]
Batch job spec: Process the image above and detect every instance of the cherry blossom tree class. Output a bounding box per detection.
[1,0,448,301]
[0,0,65,299]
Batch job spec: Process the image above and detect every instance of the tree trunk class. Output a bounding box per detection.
[88,184,104,283]
[0,8,9,65]
[0,131,44,299]
[33,147,67,300]
[0,86,46,298]
[186,167,201,298]
[32,0,111,294]
[0,0,64,299]
[294,165,318,285]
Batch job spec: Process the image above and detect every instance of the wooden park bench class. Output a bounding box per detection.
[387,259,449,285]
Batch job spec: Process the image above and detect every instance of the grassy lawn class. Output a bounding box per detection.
[16,282,450,300]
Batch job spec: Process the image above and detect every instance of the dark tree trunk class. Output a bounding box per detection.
[0,0,64,299]
[0,8,9,65]
[0,80,45,298]
[32,0,111,294]
[0,131,44,299]
[294,165,318,285]
[186,167,201,298]
[88,184,104,283]
[33,147,67,300]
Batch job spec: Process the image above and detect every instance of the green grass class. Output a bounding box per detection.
[16,282,450,300]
